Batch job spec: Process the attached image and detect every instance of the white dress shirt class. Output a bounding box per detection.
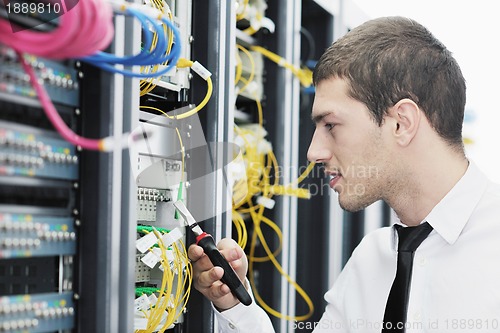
[215,161,500,332]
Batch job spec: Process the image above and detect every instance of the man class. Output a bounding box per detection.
[188,16,500,332]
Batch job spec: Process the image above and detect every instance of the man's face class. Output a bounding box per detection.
[307,77,392,212]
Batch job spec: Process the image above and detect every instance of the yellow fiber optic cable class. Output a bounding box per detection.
[263,162,315,199]
[250,151,282,262]
[153,231,172,332]
[291,162,316,185]
[157,241,191,332]
[248,213,283,263]
[263,185,311,199]
[231,82,316,319]
[236,0,249,21]
[140,59,213,120]
[231,123,315,319]
[232,209,248,249]
[243,25,258,36]
[250,45,313,87]
[242,12,262,36]
[231,146,282,261]
[134,229,191,333]
[237,77,263,126]
[236,44,255,94]
[175,242,192,316]
[248,204,314,321]
[140,0,174,96]
[235,50,243,85]
[139,230,170,332]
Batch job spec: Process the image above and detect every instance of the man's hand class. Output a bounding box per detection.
[188,238,249,311]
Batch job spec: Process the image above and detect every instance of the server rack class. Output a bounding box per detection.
[0,1,386,332]
[0,42,81,333]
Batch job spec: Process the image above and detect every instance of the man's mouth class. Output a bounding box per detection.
[327,171,342,189]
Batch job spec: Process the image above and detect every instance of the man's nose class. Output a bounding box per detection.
[307,129,331,163]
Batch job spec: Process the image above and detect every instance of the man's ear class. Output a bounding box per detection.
[387,98,421,147]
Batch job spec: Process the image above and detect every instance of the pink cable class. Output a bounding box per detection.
[18,50,102,151]
[0,0,114,58]
[0,0,117,151]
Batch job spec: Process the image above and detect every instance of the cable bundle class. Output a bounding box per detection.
[231,111,316,321]
[135,229,192,333]
[139,0,174,95]
[1,0,183,151]
[140,59,213,120]
[0,0,114,59]
[232,123,315,321]
[83,2,181,78]
[0,0,181,76]
[233,41,316,321]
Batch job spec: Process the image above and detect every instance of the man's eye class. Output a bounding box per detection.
[325,123,335,131]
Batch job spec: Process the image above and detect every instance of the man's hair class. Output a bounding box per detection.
[313,16,466,148]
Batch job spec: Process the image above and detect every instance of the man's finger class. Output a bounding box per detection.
[219,247,241,262]
[206,281,232,300]
[187,244,204,262]
[196,266,224,289]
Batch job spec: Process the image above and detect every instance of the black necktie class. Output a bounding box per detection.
[382,222,433,333]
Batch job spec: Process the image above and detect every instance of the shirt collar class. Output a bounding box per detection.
[392,160,489,247]
[426,160,489,244]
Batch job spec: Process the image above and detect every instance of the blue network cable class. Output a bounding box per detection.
[80,7,181,78]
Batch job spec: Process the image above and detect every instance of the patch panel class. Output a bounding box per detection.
[137,187,173,222]
[0,256,58,296]
[135,254,151,283]
[0,121,79,181]
[0,99,76,133]
[0,178,76,216]
[142,0,192,93]
[0,37,79,331]
[0,44,79,108]
[0,213,76,259]
[0,291,75,332]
